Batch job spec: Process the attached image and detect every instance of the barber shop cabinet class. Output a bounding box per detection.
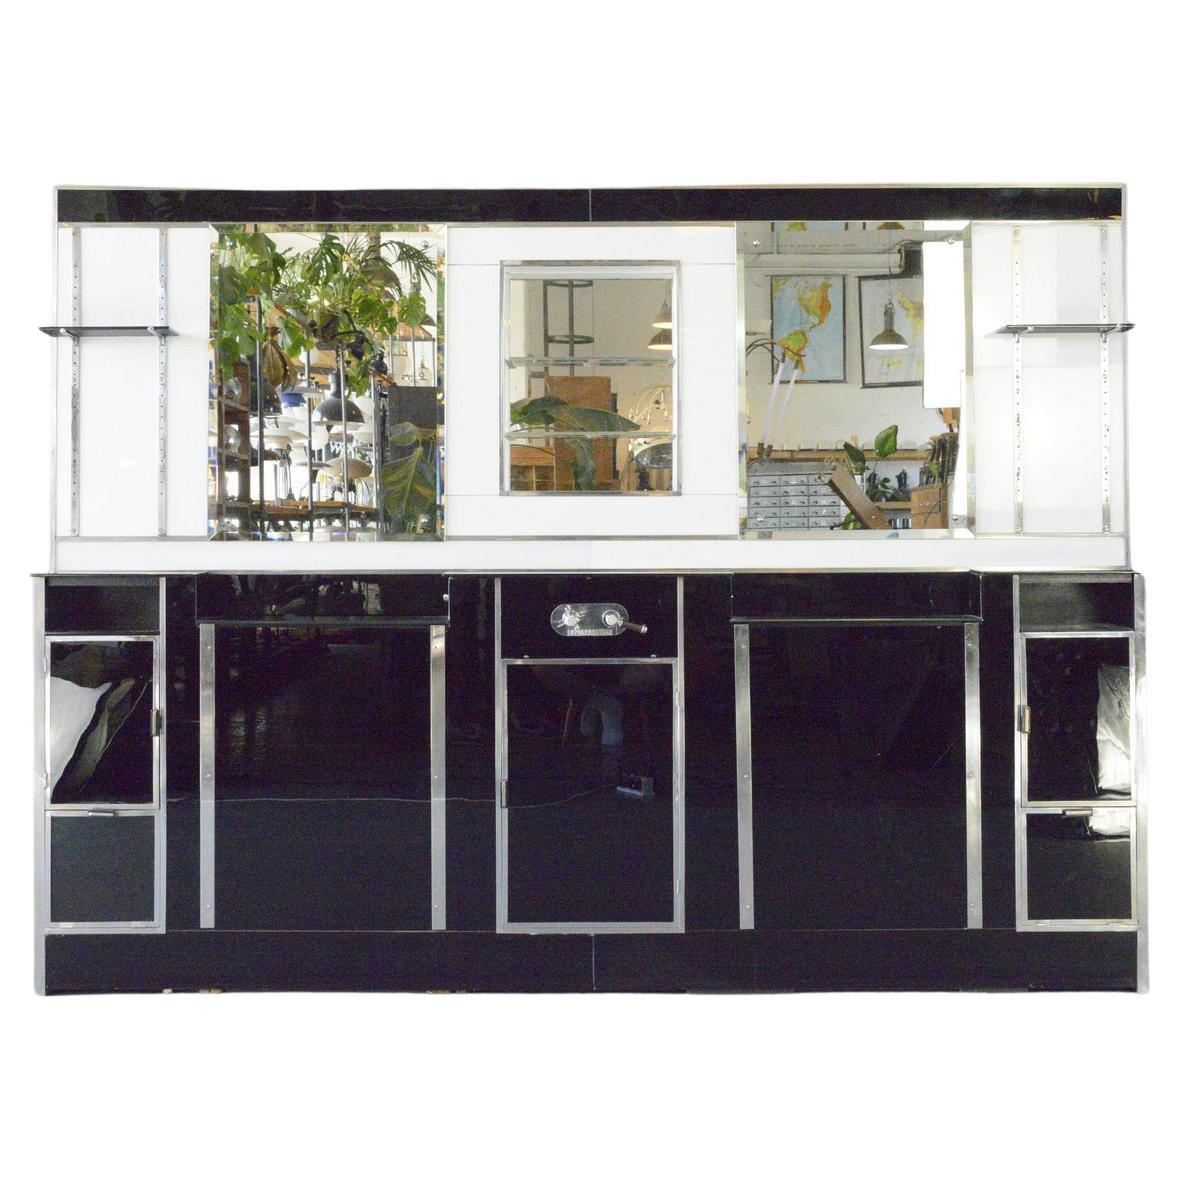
[36,569,1145,993]
[34,184,1147,993]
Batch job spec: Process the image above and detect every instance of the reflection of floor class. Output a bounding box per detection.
[507,735,675,924]
[214,632,434,930]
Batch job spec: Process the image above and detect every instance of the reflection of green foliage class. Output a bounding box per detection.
[213,229,436,392]
[510,395,639,490]
[841,424,902,529]
[379,422,437,532]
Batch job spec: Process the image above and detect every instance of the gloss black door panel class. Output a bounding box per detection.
[213,625,432,930]
[749,625,967,930]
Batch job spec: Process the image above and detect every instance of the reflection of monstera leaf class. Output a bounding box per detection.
[510,395,638,435]
[380,423,437,530]
[509,394,639,491]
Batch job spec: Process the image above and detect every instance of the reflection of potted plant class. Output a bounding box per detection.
[839,424,904,529]
[912,426,958,528]
[509,394,639,491]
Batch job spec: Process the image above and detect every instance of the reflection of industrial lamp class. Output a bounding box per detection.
[869,299,909,351]
[652,299,672,330]
[647,327,673,351]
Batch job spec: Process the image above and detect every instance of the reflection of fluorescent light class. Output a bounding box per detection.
[922,240,965,408]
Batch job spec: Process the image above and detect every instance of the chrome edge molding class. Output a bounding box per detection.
[158,230,168,537]
[1134,574,1148,992]
[429,623,447,930]
[1011,227,1023,534]
[964,622,983,928]
[69,227,81,536]
[198,623,216,928]
[32,579,46,993]
[733,623,754,930]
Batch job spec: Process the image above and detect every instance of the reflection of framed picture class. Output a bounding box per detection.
[859,274,924,388]
[769,274,846,383]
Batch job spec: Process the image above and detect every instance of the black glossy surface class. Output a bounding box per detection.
[1026,814,1133,921]
[45,576,159,634]
[194,573,448,626]
[58,186,1123,225]
[979,575,1016,928]
[500,574,677,659]
[750,625,967,929]
[49,640,155,805]
[43,928,1136,993]
[1025,636,1131,802]
[1019,576,1135,631]
[50,815,154,924]
[732,572,982,623]
[505,664,674,924]
[214,626,432,930]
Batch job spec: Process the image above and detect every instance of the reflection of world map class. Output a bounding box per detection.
[861,274,924,386]
[771,275,845,382]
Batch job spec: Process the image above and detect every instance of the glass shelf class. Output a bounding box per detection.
[508,429,673,440]
[505,355,674,369]
[996,323,1133,337]
[40,325,174,338]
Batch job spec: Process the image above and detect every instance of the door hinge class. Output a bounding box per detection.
[1017,705,1031,734]
[499,779,508,809]
[151,708,163,736]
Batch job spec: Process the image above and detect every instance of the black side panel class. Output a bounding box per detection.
[684,576,739,930]
[45,576,159,634]
[444,577,497,930]
[979,574,1016,927]
[50,816,155,924]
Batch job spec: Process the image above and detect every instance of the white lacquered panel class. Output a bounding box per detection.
[1019,223,1102,324]
[79,228,160,324]
[166,228,216,536]
[77,338,158,536]
[447,225,736,266]
[445,225,740,538]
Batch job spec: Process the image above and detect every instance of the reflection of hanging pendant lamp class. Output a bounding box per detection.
[652,299,673,330]
[647,327,673,352]
[869,299,909,351]
[313,372,364,424]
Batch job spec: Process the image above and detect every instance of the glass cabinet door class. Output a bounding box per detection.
[1023,635,1133,805]
[501,662,679,929]
[44,636,162,930]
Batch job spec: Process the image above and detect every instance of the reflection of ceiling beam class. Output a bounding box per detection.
[746,252,907,274]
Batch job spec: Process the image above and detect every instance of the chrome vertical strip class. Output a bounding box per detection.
[1011,227,1024,534]
[198,623,215,929]
[155,579,168,930]
[494,578,507,931]
[672,576,686,932]
[1099,225,1112,534]
[69,227,81,537]
[964,622,983,928]
[429,624,447,930]
[1133,574,1148,991]
[32,578,47,993]
[1012,575,1028,929]
[157,230,168,536]
[733,623,754,929]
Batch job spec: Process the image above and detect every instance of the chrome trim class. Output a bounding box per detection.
[198,623,216,928]
[429,623,447,930]
[672,575,685,931]
[733,623,754,929]
[1099,225,1111,534]
[155,578,167,928]
[964,622,983,928]
[32,578,46,992]
[1011,227,1023,534]
[493,579,507,931]
[157,230,168,536]
[70,226,80,537]
[1012,576,1027,926]
[1134,574,1148,991]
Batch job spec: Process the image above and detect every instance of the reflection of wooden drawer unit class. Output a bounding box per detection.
[747,460,843,531]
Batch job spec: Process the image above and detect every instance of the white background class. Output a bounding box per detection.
[1,4,1173,1175]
